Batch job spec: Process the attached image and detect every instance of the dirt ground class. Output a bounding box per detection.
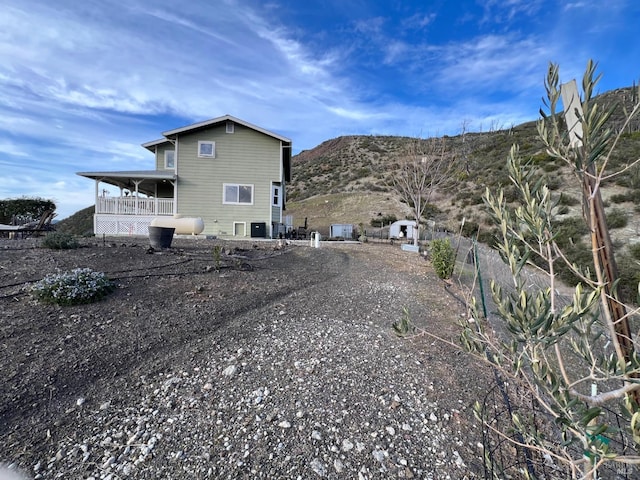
[0,236,492,479]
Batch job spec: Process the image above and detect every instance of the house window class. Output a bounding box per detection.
[226,121,234,134]
[198,141,215,158]
[224,184,253,205]
[272,186,280,207]
[164,150,175,169]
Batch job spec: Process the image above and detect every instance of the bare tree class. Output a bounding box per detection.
[389,137,455,246]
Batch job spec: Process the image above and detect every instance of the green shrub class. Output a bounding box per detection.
[610,192,631,203]
[41,232,79,250]
[615,253,640,304]
[430,238,455,279]
[31,268,115,306]
[461,220,480,237]
[545,176,562,190]
[606,208,628,229]
[629,242,640,260]
[370,214,397,227]
[557,193,579,206]
[423,203,441,218]
[476,229,498,248]
[552,216,589,249]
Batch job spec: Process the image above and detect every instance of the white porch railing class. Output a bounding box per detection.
[96,197,173,216]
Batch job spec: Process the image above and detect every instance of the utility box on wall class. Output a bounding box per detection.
[251,222,267,238]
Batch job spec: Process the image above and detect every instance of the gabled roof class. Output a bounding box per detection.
[150,114,291,181]
[161,114,292,144]
[141,138,173,152]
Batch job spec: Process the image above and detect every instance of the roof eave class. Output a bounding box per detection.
[162,115,291,143]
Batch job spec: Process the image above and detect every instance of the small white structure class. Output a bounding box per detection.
[330,223,354,239]
[389,220,417,240]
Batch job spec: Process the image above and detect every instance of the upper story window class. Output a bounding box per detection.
[223,184,253,205]
[164,150,175,169]
[272,186,280,207]
[198,141,215,158]
[226,121,234,134]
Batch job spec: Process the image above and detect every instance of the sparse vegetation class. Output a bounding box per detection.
[41,232,80,250]
[370,214,397,227]
[55,205,94,236]
[286,84,640,249]
[31,268,114,306]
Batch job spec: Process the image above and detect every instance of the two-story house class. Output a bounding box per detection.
[78,115,292,238]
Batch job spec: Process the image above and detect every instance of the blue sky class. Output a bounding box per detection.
[1,0,638,219]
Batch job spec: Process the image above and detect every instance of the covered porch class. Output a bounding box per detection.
[77,170,177,235]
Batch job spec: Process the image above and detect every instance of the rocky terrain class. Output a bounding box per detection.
[0,237,489,479]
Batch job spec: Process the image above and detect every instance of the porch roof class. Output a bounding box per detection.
[76,170,176,196]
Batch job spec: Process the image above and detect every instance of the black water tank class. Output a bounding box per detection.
[251,222,267,238]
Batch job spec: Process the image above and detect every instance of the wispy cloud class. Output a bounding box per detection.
[1,0,637,218]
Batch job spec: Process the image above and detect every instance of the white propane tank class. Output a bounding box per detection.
[150,215,205,235]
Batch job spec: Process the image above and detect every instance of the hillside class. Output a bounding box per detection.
[55,205,94,236]
[286,86,640,238]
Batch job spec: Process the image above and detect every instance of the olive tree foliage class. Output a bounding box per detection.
[461,61,640,478]
[388,137,455,246]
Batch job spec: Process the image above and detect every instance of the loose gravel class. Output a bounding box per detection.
[1,239,488,479]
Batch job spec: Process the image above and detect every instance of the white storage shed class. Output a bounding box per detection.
[389,220,417,240]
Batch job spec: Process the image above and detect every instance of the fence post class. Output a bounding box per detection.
[474,238,488,318]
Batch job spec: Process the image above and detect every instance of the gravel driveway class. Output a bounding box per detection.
[0,238,489,479]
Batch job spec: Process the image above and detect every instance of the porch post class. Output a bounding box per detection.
[118,187,124,214]
[94,179,99,214]
[154,184,158,215]
[133,180,141,214]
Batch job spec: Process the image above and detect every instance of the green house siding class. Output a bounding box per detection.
[155,144,175,171]
[175,123,283,236]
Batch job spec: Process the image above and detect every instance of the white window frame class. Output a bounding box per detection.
[223,183,254,205]
[226,121,234,134]
[198,141,215,158]
[164,150,175,169]
[272,185,280,207]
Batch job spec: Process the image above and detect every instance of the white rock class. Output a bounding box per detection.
[385,426,395,435]
[311,430,322,441]
[76,398,85,407]
[310,458,327,477]
[277,421,291,428]
[222,365,238,376]
[372,449,386,463]
[429,412,438,422]
[102,456,116,469]
[334,458,344,473]
[341,439,354,451]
